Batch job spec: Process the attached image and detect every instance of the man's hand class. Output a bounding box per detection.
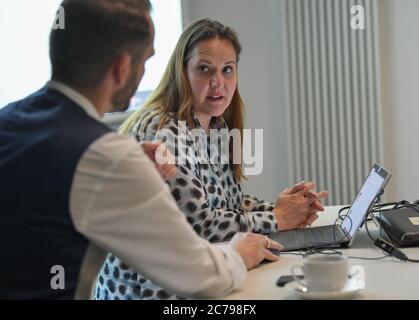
[141,141,176,181]
[229,232,283,270]
[274,181,328,231]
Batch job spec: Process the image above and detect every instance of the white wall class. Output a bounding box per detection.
[182,0,291,202]
[183,0,419,204]
[379,0,419,202]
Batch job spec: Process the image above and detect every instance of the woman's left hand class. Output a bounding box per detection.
[296,181,328,228]
[276,181,328,228]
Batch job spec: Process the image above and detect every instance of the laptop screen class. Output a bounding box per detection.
[341,164,390,239]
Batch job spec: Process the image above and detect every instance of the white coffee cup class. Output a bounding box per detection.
[291,255,356,292]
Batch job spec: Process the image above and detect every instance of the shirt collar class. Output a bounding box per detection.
[191,112,227,132]
[46,80,101,121]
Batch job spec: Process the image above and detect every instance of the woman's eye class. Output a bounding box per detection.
[224,66,234,73]
[198,65,209,73]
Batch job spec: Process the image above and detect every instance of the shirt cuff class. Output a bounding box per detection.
[215,244,247,290]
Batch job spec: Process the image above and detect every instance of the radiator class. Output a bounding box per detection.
[283,0,383,205]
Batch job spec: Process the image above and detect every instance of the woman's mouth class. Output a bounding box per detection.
[206,95,224,101]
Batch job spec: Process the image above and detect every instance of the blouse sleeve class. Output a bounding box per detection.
[241,194,275,212]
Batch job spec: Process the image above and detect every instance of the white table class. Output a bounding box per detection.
[223,206,419,300]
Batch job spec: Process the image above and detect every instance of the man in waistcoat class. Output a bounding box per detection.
[0,0,281,299]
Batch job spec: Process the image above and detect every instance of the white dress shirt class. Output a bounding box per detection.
[46,81,247,299]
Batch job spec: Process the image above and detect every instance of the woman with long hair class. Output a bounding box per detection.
[95,18,327,300]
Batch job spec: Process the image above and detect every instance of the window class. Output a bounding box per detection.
[128,0,183,111]
[0,0,183,112]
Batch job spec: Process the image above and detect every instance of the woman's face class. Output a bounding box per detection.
[186,37,238,120]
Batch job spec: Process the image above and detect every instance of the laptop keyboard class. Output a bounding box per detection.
[297,225,344,244]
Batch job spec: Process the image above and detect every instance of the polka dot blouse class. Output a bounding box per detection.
[95,113,278,300]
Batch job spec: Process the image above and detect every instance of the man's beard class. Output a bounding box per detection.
[111,69,141,112]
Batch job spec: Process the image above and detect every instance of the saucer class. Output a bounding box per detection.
[284,277,365,299]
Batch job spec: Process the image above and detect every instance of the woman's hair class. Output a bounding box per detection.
[120,18,245,181]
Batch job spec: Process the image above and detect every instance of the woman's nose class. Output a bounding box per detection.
[210,79,217,89]
[210,73,224,89]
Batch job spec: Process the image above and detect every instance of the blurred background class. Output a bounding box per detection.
[1,0,418,205]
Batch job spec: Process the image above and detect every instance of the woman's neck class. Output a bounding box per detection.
[194,112,211,134]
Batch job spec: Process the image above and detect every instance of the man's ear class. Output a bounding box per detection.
[111,53,132,88]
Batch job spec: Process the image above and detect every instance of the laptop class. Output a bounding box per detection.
[269,163,391,251]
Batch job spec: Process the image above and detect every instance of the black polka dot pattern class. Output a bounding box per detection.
[186,202,197,213]
[132,285,141,297]
[113,267,120,279]
[190,188,202,200]
[199,211,207,220]
[175,178,187,187]
[218,221,230,230]
[119,285,126,295]
[171,188,181,202]
[208,185,216,194]
[95,114,277,300]
[107,279,115,293]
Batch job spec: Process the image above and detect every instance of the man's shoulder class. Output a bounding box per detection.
[0,87,47,111]
[88,132,140,164]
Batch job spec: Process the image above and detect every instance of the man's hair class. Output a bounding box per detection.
[50,0,152,88]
